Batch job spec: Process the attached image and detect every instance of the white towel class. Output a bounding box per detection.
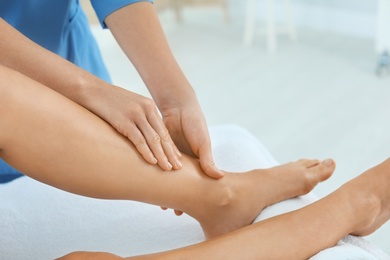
[0,125,388,259]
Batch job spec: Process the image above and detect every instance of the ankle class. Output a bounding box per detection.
[191,173,237,219]
[208,174,237,209]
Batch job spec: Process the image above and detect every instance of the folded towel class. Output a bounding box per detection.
[0,125,388,259]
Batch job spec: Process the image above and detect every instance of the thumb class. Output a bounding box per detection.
[198,143,224,179]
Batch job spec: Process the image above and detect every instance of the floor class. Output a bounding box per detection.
[91,5,390,255]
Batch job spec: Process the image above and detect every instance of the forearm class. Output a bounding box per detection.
[105,2,196,111]
[0,18,108,112]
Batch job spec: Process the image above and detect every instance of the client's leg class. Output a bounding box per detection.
[0,65,334,238]
[62,158,390,260]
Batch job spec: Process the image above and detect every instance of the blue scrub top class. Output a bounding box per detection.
[0,0,153,183]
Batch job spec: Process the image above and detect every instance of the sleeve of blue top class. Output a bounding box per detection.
[91,0,154,29]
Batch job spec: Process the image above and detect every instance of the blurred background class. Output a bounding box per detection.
[82,0,390,254]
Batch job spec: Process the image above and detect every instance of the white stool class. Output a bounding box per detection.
[243,0,297,53]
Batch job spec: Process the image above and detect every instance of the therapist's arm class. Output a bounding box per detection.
[105,2,223,179]
[0,17,181,171]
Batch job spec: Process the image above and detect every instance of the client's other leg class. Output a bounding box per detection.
[126,159,390,259]
[0,65,334,238]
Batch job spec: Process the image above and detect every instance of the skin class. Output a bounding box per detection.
[0,63,333,241]
[59,159,390,259]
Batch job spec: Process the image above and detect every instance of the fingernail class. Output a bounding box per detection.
[166,161,173,170]
[176,160,182,169]
[322,159,333,167]
[152,157,158,164]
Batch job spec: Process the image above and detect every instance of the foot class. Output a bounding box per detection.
[194,159,335,238]
[341,158,390,236]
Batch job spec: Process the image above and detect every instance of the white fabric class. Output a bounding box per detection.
[0,125,388,259]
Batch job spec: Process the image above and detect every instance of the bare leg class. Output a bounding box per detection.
[0,65,334,238]
[61,158,390,260]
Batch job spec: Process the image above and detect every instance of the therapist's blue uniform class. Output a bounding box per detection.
[0,0,153,183]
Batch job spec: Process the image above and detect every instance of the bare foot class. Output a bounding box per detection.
[194,159,335,238]
[340,158,390,236]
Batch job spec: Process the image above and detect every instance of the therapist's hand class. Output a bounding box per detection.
[88,85,182,171]
[160,96,224,179]
[159,96,223,217]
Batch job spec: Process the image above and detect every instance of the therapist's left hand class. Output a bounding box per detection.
[159,96,223,217]
[160,95,224,180]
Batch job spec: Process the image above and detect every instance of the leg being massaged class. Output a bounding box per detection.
[1,65,389,258]
[0,64,333,238]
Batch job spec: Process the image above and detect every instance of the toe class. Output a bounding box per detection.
[310,159,335,183]
[299,160,335,194]
[296,159,321,168]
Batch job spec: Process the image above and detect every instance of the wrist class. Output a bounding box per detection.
[151,83,198,112]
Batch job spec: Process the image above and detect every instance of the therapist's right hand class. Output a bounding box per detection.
[86,85,182,171]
